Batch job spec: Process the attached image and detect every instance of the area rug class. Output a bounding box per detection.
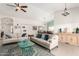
[0,43,54,56]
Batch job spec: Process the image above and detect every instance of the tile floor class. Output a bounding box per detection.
[51,42,79,56]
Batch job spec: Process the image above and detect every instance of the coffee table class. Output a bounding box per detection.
[18,40,35,56]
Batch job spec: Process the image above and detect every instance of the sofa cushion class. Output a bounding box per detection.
[31,37,49,47]
[3,38,19,44]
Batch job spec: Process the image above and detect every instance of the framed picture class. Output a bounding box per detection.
[38,26,44,31]
[33,26,37,30]
[15,26,17,29]
[15,24,20,29]
[23,30,26,32]
[22,26,25,28]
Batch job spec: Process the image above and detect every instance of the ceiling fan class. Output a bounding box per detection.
[62,3,70,16]
[7,3,28,12]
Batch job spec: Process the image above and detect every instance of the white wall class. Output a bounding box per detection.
[53,7,79,33]
[0,14,43,36]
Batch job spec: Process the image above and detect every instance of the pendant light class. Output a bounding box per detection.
[62,3,70,16]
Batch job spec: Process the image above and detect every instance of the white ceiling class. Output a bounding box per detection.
[0,3,79,23]
[31,3,79,13]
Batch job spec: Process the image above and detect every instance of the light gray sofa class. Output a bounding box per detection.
[0,37,27,45]
[30,35,58,51]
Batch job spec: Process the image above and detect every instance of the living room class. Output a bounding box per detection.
[0,3,79,56]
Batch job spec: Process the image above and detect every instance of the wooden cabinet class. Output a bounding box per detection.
[58,33,79,46]
[77,36,79,45]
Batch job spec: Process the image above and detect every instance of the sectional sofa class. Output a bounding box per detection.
[30,34,58,51]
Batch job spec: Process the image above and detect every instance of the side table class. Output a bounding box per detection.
[28,35,34,39]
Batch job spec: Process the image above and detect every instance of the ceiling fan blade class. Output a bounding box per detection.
[21,9,26,12]
[21,6,28,8]
[15,3,19,7]
[6,4,16,7]
[15,9,18,11]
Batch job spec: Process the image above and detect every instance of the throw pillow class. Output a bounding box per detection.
[36,34,42,38]
[41,34,45,39]
[44,34,49,40]
[21,33,26,37]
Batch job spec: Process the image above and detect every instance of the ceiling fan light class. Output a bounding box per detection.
[62,3,70,16]
[62,11,70,16]
[65,8,67,11]
[16,7,21,10]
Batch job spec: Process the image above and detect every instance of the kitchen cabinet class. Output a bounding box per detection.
[58,33,79,46]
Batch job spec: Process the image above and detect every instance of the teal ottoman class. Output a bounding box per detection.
[18,40,34,56]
